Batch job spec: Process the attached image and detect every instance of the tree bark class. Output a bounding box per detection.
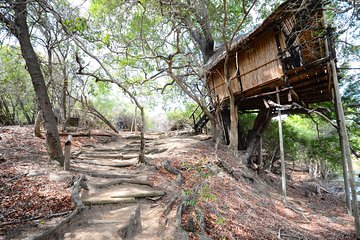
[138,107,145,163]
[3,1,64,165]
[245,108,271,164]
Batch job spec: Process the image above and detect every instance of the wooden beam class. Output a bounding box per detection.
[64,135,72,171]
[332,58,360,230]
[327,25,360,237]
[256,135,263,167]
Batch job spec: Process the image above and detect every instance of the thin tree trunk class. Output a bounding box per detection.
[17,97,32,124]
[62,74,68,122]
[9,1,64,165]
[138,107,145,163]
[86,105,119,133]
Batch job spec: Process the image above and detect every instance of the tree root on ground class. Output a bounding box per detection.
[162,160,184,185]
[216,157,255,183]
[32,174,86,240]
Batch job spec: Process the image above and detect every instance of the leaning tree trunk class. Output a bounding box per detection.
[245,108,271,164]
[12,1,64,165]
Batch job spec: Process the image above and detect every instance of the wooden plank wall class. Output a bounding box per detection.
[208,29,283,102]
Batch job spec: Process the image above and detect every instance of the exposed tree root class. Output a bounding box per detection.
[216,157,256,183]
[162,160,184,185]
[163,193,181,216]
[32,175,86,240]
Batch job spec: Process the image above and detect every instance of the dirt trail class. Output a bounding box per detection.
[32,132,204,240]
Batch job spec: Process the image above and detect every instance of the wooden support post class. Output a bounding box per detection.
[331,58,360,237]
[276,86,287,202]
[325,26,352,214]
[256,135,263,167]
[64,135,72,171]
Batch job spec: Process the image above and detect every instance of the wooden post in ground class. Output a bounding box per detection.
[257,135,263,167]
[64,135,72,171]
[331,58,360,237]
[276,86,287,202]
[335,93,352,214]
[325,27,352,214]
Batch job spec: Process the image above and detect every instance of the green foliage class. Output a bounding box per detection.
[0,46,35,124]
[64,17,88,33]
[199,184,217,202]
[240,111,344,172]
[167,102,201,123]
[215,217,226,225]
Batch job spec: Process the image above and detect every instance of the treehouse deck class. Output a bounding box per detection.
[205,0,334,110]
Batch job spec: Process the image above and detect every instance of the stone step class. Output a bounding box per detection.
[63,204,141,240]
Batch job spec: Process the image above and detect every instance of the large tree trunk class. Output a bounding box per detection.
[223,51,239,152]
[228,95,238,150]
[220,108,230,145]
[12,1,64,165]
[245,108,271,164]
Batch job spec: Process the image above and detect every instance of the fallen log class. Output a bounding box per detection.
[82,197,136,205]
[111,190,165,199]
[83,172,137,179]
[72,159,136,168]
[59,132,113,137]
[92,179,153,188]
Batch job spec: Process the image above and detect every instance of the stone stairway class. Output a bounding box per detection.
[59,135,166,240]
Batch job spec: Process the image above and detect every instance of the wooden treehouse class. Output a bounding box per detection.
[195,0,360,220]
[204,0,335,115]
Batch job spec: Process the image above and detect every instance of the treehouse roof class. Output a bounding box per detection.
[204,0,320,71]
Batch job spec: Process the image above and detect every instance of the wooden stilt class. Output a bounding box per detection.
[276,86,287,202]
[257,135,263,167]
[331,58,360,238]
[334,88,352,214]
[325,26,352,215]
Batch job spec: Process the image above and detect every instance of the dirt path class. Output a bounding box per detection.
[31,132,205,240]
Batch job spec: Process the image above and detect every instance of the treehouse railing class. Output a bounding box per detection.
[189,103,213,134]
